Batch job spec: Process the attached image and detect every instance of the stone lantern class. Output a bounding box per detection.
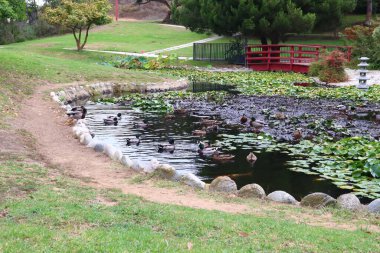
[357,57,370,90]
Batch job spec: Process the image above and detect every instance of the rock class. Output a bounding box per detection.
[266,191,298,205]
[155,164,177,180]
[300,193,336,208]
[111,149,123,161]
[180,173,206,190]
[86,139,98,148]
[131,160,145,172]
[337,193,361,211]
[367,199,380,214]
[94,143,105,152]
[104,144,116,158]
[79,133,92,146]
[209,176,237,194]
[121,155,134,169]
[237,184,266,199]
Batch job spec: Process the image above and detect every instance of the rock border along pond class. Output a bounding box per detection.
[50,80,380,215]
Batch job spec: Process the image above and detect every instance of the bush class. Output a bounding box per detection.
[309,50,348,83]
[104,54,179,70]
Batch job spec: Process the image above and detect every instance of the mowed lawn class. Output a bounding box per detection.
[0,162,379,253]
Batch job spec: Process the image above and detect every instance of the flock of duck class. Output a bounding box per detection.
[66,105,259,164]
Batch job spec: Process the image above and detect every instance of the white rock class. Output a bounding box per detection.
[112,149,123,161]
[80,133,92,146]
[104,144,116,158]
[180,173,205,190]
[121,155,134,168]
[86,138,98,148]
[155,164,177,180]
[266,191,298,205]
[337,193,361,211]
[131,160,144,172]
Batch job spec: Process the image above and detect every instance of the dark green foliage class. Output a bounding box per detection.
[102,54,179,70]
[175,0,315,44]
[294,0,357,32]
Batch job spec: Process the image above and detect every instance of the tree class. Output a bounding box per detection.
[0,0,26,21]
[135,0,178,23]
[365,0,372,26]
[44,0,112,51]
[174,0,315,44]
[294,0,357,33]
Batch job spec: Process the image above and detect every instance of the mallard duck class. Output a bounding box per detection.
[133,122,148,129]
[246,152,257,163]
[158,138,175,152]
[174,108,187,115]
[293,128,303,141]
[67,106,87,120]
[165,114,175,120]
[200,119,222,127]
[198,141,218,156]
[275,112,286,120]
[212,150,235,162]
[126,135,140,146]
[206,125,219,133]
[117,113,122,118]
[104,116,118,125]
[192,128,207,136]
[240,114,248,124]
[249,117,264,129]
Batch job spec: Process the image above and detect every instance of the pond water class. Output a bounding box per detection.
[84,102,355,201]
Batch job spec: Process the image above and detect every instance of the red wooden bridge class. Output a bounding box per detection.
[245,44,352,73]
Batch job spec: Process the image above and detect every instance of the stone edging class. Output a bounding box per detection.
[50,81,380,215]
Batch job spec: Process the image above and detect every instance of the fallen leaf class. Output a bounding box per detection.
[187,242,193,250]
[238,231,249,237]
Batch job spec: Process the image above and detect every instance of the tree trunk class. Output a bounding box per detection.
[73,28,81,51]
[365,0,373,26]
[162,10,172,23]
[80,25,91,50]
[260,37,268,45]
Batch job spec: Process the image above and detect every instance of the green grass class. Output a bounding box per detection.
[0,161,379,253]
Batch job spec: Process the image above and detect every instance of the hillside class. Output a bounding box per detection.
[111,0,168,20]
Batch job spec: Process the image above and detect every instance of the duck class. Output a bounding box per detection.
[67,106,87,120]
[104,116,118,125]
[174,108,188,115]
[126,135,141,146]
[158,138,175,152]
[249,117,265,129]
[133,122,148,129]
[293,128,303,141]
[165,114,175,120]
[212,150,235,162]
[275,112,286,120]
[200,119,222,127]
[206,125,219,133]
[246,152,258,163]
[117,113,122,118]
[192,128,207,136]
[240,114,248,124]
[197,141,218,156]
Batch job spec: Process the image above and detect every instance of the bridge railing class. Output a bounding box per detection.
[245,44,352,73]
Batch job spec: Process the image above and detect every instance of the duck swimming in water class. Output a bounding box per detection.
[104,116,118,125]
[240,114,248,124]
[126,135,141,146]
[249,117,265,129]
[246,152,258,163]
[198,141,218,157]
[67,106,87,120]
[212,150,235,162]
[158,138,175,152]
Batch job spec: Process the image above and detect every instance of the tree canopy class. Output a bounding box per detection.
[174,0,357,44]
[0,0,26,21]
[174,0,316,44]
[44,0,112,50]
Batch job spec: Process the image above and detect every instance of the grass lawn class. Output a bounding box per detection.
[1,20,379,252]
[0,161,379,253]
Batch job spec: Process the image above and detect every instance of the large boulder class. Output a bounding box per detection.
[337,193,361,211]
[209,176,237,194]
[237,184,266,199]
[111,149,123,161]
[155,164,177,180]
[181,173,206,190]
[79,133,92,146]
[300,193,336,208]
[104,144,116,158]
[367,199,380,214]
[266,191,298,205]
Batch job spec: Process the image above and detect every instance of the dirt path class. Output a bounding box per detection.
[6,82,379,233]
[12,84,248,214]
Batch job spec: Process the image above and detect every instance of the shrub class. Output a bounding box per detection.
[104,54,179,70]
[309,50,348,83]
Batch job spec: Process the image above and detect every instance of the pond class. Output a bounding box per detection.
[84,102,362,202]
